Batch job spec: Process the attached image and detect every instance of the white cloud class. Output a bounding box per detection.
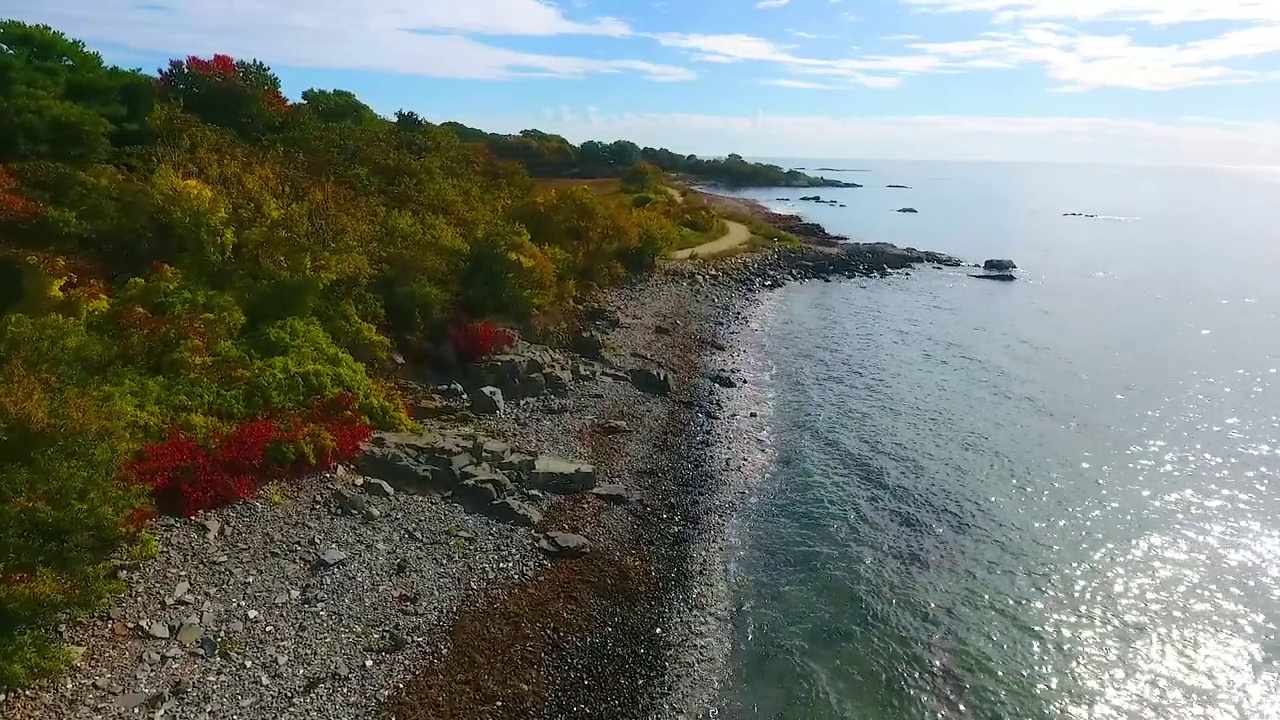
[892,0,1280,90]
[902,0,1280,25]
[883,34,923,41]
[756,0,791,7]
[481,108,1280,166]
[908,23,1280,90]
[650,32,916,87]
[3,0,695,82]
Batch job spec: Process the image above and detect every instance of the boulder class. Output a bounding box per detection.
[331,486,368,515]
[355,435,449,492]
[521,372,547,397]
[573,331,606,360]
[709,372,737,389]
[498,452,536,474]
[530,456,597,493]
[630,368,673,396]
[590,484,636,506]
[470,386,504,415]
[544,366,572,394]
[982,259,1017,271]
[537,531,591,558]
[489,497,542,527]
[478,439,513,464]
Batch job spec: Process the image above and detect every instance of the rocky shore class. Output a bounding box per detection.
[1,238,962,720]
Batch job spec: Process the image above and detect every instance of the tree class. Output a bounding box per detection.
[297,88,379,126]
[156,54,287,138]
[621,161,664,193]
[0,22,153,164]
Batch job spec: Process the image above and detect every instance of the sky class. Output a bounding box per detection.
[5,0,1280,165]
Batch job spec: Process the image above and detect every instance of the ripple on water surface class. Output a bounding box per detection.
[718,275,1280,720]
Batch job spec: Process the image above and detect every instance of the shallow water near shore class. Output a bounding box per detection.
[714,161,1280,719]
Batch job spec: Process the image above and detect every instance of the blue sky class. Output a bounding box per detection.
[6,0,1280,165]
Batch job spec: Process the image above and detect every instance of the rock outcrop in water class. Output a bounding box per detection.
[969,273,1017,282]
[982,259,1017,271]
[896,207,919,214]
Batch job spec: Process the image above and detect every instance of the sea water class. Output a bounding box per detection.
[716,160,1280,719]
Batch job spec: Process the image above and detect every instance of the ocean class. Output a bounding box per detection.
[713,160,1280,719]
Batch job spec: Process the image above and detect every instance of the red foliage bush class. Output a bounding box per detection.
[448,321,515,362]
[0,165,43,219]
[127,395,371,516]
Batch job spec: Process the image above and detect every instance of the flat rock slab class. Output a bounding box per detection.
[530,456,597,493]
[590,484,637,506]
[537,532,591,557]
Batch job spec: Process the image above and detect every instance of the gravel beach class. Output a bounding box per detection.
[2,242,948,720]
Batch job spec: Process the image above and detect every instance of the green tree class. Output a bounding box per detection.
[297,88,379,126]
[0,22,153,165]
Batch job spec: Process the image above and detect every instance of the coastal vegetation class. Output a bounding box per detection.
[0,20,777,689]
[441,123,856,188]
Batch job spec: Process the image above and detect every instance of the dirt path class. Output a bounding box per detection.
[669,220,752,260]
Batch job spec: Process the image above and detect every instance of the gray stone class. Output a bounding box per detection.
[531,456,597,493]
[479,439,512,463]
[497,452,536,474]
[537,531,591,557]
[600,420,630,435]
[489,497,542,527]
[629,367,673,396]
[544,366,572,393]
[201,519,221,541]
[709,372,737,389]
[355,433,450,493]
[142,650,161,665]
[983,258,1017,271]
[147,623,170,640]
[470,386,504,414]
[448,452,475,479]
[115,693,150,710]
[176,622,203,645]
[521,372,547,397]
[364,478,395,497]
[331,486,367,515]
[573,331,605,359]
[317,549,348,569]
[590,484,636,505]
[363,506,383,521]
[172,581,190,599]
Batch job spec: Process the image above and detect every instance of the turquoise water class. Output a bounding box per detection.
[718,161,1280,719]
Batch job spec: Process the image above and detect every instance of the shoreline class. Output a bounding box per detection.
[2,237,961,719]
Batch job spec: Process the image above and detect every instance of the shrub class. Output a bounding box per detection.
[128,396,370,516]
[448,321,515,363]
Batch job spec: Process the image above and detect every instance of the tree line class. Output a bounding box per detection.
[440,123,848,188]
